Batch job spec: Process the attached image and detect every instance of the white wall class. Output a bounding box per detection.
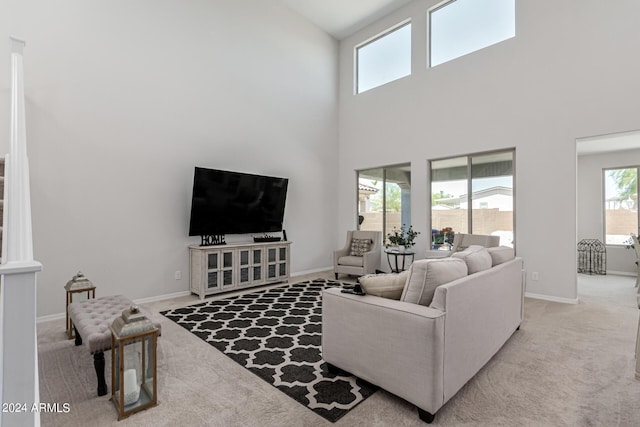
[337,0,640,302]
[0,0,339,317]
[578,148,640,275]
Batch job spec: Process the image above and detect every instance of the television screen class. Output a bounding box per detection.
[188,167,288,236]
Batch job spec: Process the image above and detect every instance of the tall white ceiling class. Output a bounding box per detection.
[283,0,414,39]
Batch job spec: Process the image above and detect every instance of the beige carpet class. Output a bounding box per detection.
[37,273,640,426]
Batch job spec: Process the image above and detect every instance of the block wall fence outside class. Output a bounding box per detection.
[361,210,512,246]
[606,210,637,236]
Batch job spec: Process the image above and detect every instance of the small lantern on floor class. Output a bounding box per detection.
[64,271,96,339]
[109,305,158,420]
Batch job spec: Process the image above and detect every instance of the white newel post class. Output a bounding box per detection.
[0,38,43,427]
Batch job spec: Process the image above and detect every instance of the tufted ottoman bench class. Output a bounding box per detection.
[68,294,162,396]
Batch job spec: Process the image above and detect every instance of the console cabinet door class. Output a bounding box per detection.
[238,248,251,286]
[252,248,264,283]
[278,246,289,278]
[221,250,235,289]
[267,247,278,280]
[206,252,220,292]
[266,245,289,281]
[190,242,290,298]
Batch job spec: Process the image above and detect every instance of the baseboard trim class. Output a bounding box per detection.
[37,312,65,323]
[606,270,636,277]
[525,292,579,305]
[134,290,192,305]
[38,271,338,324]
[37,290,192,324]
[291,267,333,278]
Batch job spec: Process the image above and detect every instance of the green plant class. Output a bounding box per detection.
[387,224,420,248]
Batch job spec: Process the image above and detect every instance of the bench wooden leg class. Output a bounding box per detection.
[94,352,108,396]
[74,325,82,346]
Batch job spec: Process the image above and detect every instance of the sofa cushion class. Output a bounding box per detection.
[359,270,409,300]
[350,238,372,256]
[452,246,492,274]
[456,244,484,253]
[401,258,468,306]
[486,246,515,266]
[338,255,364,267]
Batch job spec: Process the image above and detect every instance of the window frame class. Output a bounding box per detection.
[355,20,412,94]
[428,0,516,68]
[429,148,516,247]
[603,165,639,246]
[356,163,412,243]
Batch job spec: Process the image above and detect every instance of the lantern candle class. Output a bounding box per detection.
[123,368,140,405]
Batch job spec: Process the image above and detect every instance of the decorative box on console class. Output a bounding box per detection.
[109,306,158,420]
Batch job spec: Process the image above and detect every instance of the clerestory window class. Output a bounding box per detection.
[356,21,411,94]
[429,0,515,67]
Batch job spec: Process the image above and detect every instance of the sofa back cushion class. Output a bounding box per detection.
[452,246,492,274]
[401,258,468,306]
[359,270,409,300]
[486,246,515,266]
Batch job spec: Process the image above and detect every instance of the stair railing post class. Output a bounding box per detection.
[0,37,43,427]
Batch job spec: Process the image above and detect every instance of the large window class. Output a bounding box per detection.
[358,164,412,243]
[431,150,514,247]
[429,0,515,67]
[604,167,638,245]
[356,22,411,93]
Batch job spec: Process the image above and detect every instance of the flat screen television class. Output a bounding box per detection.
[188,167,288,237]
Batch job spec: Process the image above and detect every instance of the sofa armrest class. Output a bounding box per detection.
[322,288,446,413]
[430,257,524,402]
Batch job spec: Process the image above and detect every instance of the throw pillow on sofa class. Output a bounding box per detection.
[486,246,515,266]
[400,258,468,306]
[350,238,372,256]
[359,270,409,300]
[452,246,492,274]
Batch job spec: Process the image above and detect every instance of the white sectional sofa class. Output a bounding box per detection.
[322,246,524,423]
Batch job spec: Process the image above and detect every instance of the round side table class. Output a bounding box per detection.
[385,249,415,273]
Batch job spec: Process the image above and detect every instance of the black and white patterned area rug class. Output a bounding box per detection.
[161,279,377,423]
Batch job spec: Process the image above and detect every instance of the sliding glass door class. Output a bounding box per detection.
[357,164,411,243]
[431,150,514,247]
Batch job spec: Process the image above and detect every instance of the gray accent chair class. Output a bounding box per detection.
[334,230,382,279]
[450,233,500,252]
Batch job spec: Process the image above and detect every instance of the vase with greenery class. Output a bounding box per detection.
[387,224,420,250]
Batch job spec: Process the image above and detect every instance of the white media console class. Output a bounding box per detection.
[189,241,291,299]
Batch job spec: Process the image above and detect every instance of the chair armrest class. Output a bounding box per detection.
[361,249,381,272]
[333,246,351,268]
[322,288,446,413]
